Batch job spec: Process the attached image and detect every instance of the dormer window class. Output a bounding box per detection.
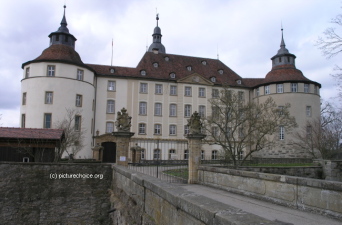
[218,69,223,75]
[170,73,176,79]
[153,62,158,68]
[187,66,192,71]
[140,70,146,76]
[210,77,216,82]
[165,57,169,61]
[110,68,115,73]
[236,80,241,85]
[202,61,207,65]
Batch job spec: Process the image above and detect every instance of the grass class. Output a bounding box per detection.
[163,168,188,179]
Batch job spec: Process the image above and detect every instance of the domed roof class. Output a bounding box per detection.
[264,64,320,87]
[22,44,85,68]
[153,26,161,35]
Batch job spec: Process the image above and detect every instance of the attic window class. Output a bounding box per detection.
[170,73,176,79]
[236,80,241,85]
[140,70,146,76]
[153,63,158,68]
[210,77,216,82]
[187,66,192,71]
[202,61,207,65]
[165,57,169,61]
[110,68,115,73]
[218,69,223,75]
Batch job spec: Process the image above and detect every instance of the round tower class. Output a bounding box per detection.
[252,28,321,158]
[20,5,95,159]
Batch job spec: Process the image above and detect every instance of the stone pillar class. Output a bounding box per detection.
[92,144,103,161]
[112,132,134,166]
[186,134,206,184]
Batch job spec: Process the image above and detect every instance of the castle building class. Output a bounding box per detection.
[20,6,321,161]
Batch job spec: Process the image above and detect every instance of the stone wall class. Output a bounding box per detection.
[110,165,276,225]
[198,166,342,219]
[318,160,342,182]
[0,162,112,225]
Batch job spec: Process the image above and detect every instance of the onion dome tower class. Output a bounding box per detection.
[20,5,95,159]
[148,14,166,53]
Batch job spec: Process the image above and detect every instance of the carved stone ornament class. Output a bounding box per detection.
[187,111,202,134]
[115,108,132,132]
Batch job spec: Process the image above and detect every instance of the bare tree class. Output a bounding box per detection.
[294,102,342,159]
[54,108,86,161]
[203,88,297,168]
[317,10,342,99]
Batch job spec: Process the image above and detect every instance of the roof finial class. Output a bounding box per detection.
[156,13,159,27]
[280,23,285,48]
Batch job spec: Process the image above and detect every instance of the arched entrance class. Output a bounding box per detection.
[101,142,116,163]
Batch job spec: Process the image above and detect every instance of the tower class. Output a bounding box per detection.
[147,14,166,54]
[20,6,95,158]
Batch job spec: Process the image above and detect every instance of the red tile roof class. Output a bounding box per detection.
[0,127,64,140]
[87,52,245,87]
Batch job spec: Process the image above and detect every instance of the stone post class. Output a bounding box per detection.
[186,133,206,184]
[112,108,134,166]
[112,132,134,166]
[91,144,103,161]
[185,111,206,184]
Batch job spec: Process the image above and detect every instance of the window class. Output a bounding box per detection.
[154,124,161,135]
[184,150,189,160]
[77,69,84,80]
[170,73,176,79]
[278,106,284,115]
[212,150,218,160]
[75,115,81,131]
[45,92,53,104]
[265,85,270,95]
[47,65,55,76]
[277,84,283,93]
[55,35,59,41]
[184,104,192,117]
[110,68,115,73]
[279,126,285,140]
[106,122,114,133]
[140,83,148,93]
[212,89,219,98]
[306,106,312,117]
[169,149,176,159]
[187,66,192,71]
[202,60,207,65]
[211,77,216,82]
[185,87,192,96]
[138,123,146,134]
[21,114,25,128]
[44,113,52,128]
[107,100,115,113]
[170,85,177,95]
[153,149,161,160]
[212,106,219,118]
[212,127,219,138]
[22,92,26,105]
[238,91,244,101]
[304,84,310,93]
[155,84,163,94]
[139,102,147,115]
[154,103,162,116]
[201,151,204,160]
[255,87,260,96]
[291,83,298,92]
[140,70,146,76]
[153,62,158,68]
[108,81,116,91]
[141,149,145,159]
[169,125,176,135]
[165,57,169,61]
[199,88,206,97]
[169,104,177,117]
[306,126,312,138]
[25,67,30,78]
[76,94,82,107]
[184,125,190,135]
[218,69,223,74]
[199,105,206,117]
[236,80,241,84]
[314,86,319,94]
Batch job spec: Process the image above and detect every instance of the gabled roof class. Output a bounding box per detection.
[87,52,245,87]
[0,127,64,140]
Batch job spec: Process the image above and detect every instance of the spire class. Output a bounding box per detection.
[58,5,69,33]
[270,26,296,68]
[48,4,77,48]
[148,13,166,54]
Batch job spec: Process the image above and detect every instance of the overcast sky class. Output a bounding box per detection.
[0,0,341,127]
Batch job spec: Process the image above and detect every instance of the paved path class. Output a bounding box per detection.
[180,184,342,225]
